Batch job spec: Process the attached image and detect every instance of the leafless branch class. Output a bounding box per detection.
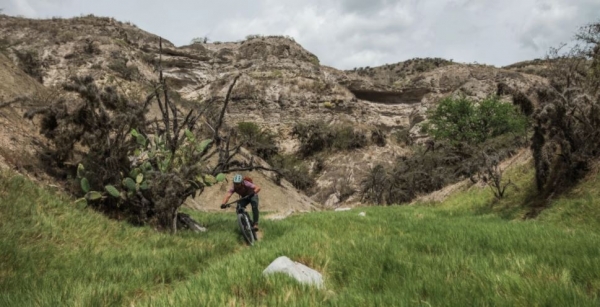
[213,74,241,144]
[225,165,284,177]
[0,96,27,109]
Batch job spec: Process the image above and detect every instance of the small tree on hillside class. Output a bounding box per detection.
[422,95,527,199]
[480,152,516,200]
[424,95,528,146]
[361,95,528,205]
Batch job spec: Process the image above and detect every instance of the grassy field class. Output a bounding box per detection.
[1,161,600,306]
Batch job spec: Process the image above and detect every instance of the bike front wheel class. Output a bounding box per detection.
[237,213,255,246]
[246,212,258,241]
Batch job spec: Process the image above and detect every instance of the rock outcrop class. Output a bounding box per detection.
[263,256,324,289]
[0,14,550,209]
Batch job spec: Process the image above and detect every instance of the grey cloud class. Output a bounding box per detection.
[517,0,600,54]
[339,0,397,15]
[4,0,38,16]
[2,0,599,69]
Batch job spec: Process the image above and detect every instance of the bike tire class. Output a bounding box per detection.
[237,213,255,246]
[245,212,258,241]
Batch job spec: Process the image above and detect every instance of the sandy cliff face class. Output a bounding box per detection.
[0,14,548,209]
[0,53,47,172]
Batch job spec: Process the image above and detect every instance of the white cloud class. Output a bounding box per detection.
[2,0,599,69]
[6,0,38,17]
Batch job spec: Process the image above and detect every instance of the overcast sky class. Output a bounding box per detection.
[3,0,599,69]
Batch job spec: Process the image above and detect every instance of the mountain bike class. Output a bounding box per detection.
[221,196,258,246]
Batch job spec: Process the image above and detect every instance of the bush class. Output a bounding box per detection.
[233,122,320,191]
[245,34,263,40]
[28,74,232,231]
[392,128,412,146]
[268,154,315,191]
[82,39,101,55]
[190,37,209,44]
[0,38,13,55]
[292,121,330,156]
[292,120,368,157]
[530,21,600,201]
[424,95,528,145]
[236,122,279,161]
[108,58,139,81]
[15,49,44,83]
[371,128,387,147]
[331,125,368,151]
[361,134,526,205]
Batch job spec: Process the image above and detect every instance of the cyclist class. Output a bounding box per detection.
[220,174,261,231]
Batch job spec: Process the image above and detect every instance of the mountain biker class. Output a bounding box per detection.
[220,174,261,231]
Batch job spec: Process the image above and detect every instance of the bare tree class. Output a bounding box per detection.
[27,37,280,233]
[480,153,515,200]
[531,21,600,200]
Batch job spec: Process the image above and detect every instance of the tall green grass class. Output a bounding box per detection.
[2,165,600,306]
[0,173,242,306]
[136,207,600,306]
[536,168,600,232]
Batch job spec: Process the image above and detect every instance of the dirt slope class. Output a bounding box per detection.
[0,53,47,173]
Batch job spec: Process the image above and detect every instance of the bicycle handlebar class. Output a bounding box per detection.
[221,194,253,208]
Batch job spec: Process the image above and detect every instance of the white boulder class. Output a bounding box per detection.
[263,256,324,289]
[334,207,351,212]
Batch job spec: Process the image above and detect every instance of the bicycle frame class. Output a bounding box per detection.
[223,196,257,245]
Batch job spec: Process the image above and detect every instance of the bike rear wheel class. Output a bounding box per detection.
[237,213,255,245]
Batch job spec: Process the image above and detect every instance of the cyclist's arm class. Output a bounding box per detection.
[222,191,234,205]
[244,181,260,195]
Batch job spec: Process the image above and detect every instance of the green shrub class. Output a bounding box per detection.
[424,95,528,145]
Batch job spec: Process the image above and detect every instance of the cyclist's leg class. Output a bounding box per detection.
[237,197,251,211]
[249,194,259,225]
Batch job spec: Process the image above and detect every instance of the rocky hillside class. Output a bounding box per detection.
[0,14,550,209]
